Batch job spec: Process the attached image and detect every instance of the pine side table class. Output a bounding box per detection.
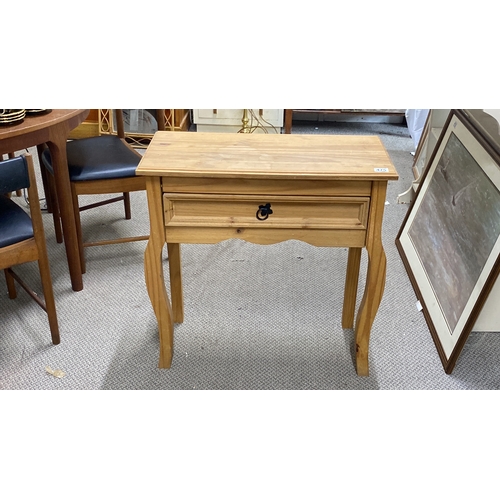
[136,131,398,376]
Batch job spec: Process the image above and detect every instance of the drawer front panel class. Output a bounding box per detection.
[164,194,369,230]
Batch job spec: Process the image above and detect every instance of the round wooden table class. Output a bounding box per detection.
[0,109,90,291]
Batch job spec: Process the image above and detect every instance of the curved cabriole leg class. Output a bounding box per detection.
[145,239,174,368]
[354,246,387,376]
[144,177,174,368]
[342,247,362,329]
[354,181,388,376]
[167,243,184,324]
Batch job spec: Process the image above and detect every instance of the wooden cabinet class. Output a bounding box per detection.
[193,109,283,133]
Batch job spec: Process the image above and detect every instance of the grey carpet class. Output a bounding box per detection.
[2,120,499,389]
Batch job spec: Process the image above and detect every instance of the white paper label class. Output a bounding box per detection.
[374,168,389,172]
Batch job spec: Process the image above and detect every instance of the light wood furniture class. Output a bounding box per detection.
[0,109,89,291]
[136,131,398,376]
[193,109,283,133]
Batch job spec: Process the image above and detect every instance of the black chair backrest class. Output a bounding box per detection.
[0,156,29,194]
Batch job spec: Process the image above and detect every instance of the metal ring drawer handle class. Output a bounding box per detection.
[256,203,273,221]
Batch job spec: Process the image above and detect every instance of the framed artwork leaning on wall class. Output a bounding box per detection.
[396,110,500,374]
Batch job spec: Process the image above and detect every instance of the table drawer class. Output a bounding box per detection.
[163,194,370,230]
[161,177,373,197]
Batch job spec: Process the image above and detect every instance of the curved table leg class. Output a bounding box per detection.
[354,181,388,376]
[167,243,184,324]
[342,247,362,329]
[144,177,174,368]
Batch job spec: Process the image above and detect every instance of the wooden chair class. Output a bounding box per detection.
[0,154,60,344]
[40,109,167,273]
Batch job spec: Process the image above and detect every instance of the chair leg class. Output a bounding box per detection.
[4,269,17,299]
[72,186,86,275]
[36,246,61,345]
[124,192,131,219]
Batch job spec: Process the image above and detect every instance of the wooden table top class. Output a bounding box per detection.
[137,131,399,181]
[0,109,89,140]
[0,109,90,157]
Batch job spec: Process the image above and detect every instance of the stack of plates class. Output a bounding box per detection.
[0,109,26,126]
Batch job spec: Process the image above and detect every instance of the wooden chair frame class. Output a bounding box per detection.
[0,153,60,344]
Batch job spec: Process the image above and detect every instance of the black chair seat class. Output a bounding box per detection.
[41,135,140,182]
[0,195,34,248]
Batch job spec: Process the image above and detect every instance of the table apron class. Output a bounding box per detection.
[164,226,367,246]
[0,131,51,155]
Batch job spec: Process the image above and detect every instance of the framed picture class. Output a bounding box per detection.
[396,110,500,373]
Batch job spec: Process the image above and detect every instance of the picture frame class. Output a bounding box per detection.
[411,113,431,181]
[396,110,500,373]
